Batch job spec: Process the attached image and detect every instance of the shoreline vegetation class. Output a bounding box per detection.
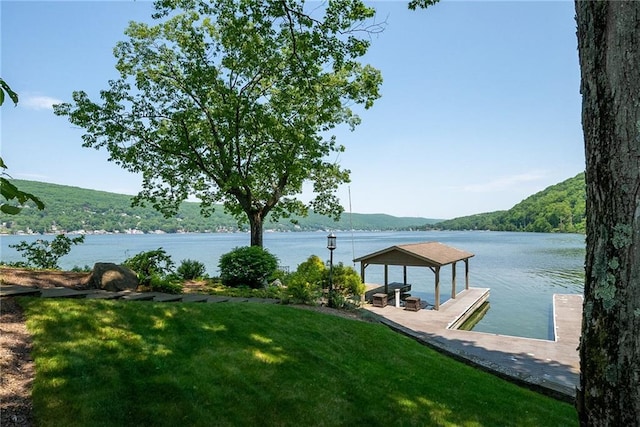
[1,173,585,236]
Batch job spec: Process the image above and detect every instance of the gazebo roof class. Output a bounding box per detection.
[353,241,474,268]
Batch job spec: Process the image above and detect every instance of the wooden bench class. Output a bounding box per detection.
[405,296,421,311]
[372,293,388,308]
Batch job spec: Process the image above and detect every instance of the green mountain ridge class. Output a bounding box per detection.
[1,174,586,235]
[0,180,440,234]
[428,172,586,233]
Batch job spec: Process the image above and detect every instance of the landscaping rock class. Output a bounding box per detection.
[86,263,139,291]
[270,279,284,287]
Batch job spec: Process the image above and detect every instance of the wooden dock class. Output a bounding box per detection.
[364,288,582,402]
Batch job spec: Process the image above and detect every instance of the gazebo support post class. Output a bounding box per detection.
[403,266,407,284]
[384,264,389,294]
[451,262,457,299]
[434,267,441,310]
[465,259,470,290]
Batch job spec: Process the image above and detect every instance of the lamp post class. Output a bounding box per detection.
[327,233,336,308]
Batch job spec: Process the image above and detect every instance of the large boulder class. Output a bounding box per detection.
[87,263,139,292]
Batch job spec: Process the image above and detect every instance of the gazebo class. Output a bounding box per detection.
[353,241,475,310]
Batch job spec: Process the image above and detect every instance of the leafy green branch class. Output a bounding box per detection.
[0,77,45,215]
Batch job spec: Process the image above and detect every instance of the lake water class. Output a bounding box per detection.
[0,230,585,340]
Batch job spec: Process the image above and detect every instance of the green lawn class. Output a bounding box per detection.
[20,298,577,426]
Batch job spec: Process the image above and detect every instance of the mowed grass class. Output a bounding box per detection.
[19,298,578,426]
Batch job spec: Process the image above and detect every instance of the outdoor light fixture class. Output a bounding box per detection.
[327,233,336,307]
[327,233,337,251]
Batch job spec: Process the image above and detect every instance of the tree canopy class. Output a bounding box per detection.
[54,0,383,247]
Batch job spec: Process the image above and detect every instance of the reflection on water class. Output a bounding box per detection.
[528,268,584,290]
[1,230,585,340]
[458,302,490,331]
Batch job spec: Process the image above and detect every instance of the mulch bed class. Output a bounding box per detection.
[0,297,34,427]
[1,267,89,426]
[0,267,90,289]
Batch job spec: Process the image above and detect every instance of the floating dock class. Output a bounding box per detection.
[364,288,582,402]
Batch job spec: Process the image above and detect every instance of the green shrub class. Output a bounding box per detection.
[270,266,289,283]
[328,291,347,309]
[123,248,174,286]
[71,264,92,272]
[281,256,363,307]
[8,234,85,269]
[218,246,279,289]
[149,274,183,294]
[295,255,326,285]
[282,276,321,305]
[281,255,326,305]
[176,258,206,280]
[328,262,365,308]
[206,280,282,299]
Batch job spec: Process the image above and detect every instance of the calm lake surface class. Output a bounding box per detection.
[0,230,585,340]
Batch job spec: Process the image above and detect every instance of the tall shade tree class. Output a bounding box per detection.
[575,2,640,425]
[410,0,640,424]
[55,0,382,247]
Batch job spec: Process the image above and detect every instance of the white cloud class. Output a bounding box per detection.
[459,171,547,193]
[21,95,64,111]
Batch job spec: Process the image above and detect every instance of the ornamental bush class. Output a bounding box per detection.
[283,277,321,305]
[218,246,279,289]
[148,273,183,294]
[123,248,174,286]
[328,262,365,308]
[295,255,326,286]
[176,258,206,280]
[282,255,326,304]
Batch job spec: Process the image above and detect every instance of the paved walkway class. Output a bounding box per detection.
[0,284,280,304]
[364,288,582,402]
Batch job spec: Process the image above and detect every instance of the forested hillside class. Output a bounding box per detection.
[428,173,586,233]
[0,180,436,234]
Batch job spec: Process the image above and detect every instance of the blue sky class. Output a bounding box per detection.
[1,0,584,219]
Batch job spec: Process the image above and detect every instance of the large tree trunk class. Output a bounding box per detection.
[575,2,640,425]
[248,211,264,248]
